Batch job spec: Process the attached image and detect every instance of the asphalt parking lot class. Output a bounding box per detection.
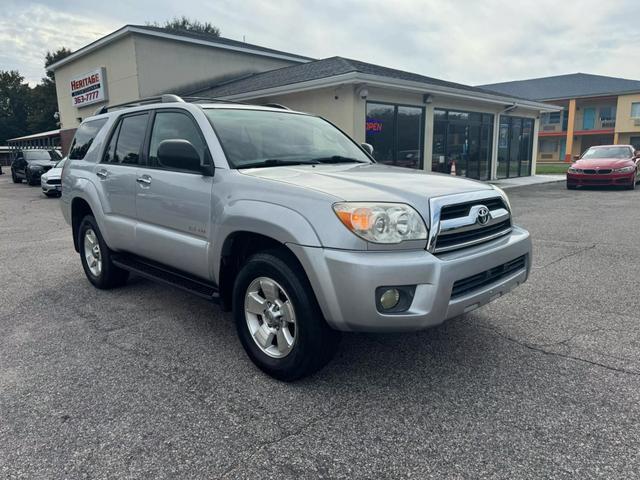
[1,175,639,479]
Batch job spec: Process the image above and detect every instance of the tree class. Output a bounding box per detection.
[27,47,72,134]
[148,16,220,36]
[0,71,31,144]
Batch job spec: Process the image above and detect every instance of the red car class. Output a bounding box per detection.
[567,145,640,190]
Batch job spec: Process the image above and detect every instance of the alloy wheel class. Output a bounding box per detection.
[244,276,297,358]
[83,228,102,277]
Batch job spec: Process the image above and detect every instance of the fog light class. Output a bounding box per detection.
[379,288,400,310]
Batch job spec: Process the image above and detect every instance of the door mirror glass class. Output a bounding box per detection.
[361,143,374,156]
[157,139,210,175]
[573,154,581,160]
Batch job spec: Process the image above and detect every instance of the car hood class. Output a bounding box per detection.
[240,163,493,202]
[573,158,634,169]
[41,167,62,180]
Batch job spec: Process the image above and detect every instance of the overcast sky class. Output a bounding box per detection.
[2,0,640,87]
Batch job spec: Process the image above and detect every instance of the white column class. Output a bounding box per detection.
[531,117,540,176]
[490,113,501,180]
[423,102,435,171]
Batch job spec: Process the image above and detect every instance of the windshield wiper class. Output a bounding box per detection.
[237,158,320,169]
[310,155,367,164]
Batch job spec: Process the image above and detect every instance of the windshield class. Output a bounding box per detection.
[581,146,631,159]
[204,109,371,169]
[23,150,61,161]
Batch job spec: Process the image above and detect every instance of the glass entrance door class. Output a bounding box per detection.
[497,115,534,178]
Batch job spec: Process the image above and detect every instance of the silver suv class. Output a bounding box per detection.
[61,95,531,380]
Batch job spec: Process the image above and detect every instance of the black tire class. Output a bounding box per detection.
[11,169,21,183]
[25,170,37,186]
[233,249,340,381]
[44,191,57,198]
[78,215,129,289]
[567,182,577,190]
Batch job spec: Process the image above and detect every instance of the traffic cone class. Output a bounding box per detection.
[450,160,457,176]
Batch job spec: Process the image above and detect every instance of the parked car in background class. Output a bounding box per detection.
[61,96,531,381]
[567,145,640,190]
[41,157,67,197]
[11,149,62,185]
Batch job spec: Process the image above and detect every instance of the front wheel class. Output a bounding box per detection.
[626,175,636,190]
[567,182,577,190]
[78,215,129,289]
[233,250,340,381]
[11,169,21,183]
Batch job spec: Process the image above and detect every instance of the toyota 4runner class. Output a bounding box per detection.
[61,95,531,381]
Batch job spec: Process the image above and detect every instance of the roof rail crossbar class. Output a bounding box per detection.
[261,103,291,110]
[93,94,186,116]
[180,96,247,105]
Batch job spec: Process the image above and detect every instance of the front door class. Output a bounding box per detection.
[94,113,148,252]
[583,108,596,130]
[134,109,213,280]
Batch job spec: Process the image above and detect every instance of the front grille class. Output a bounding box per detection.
[582,169,612,175]
[436,219,511,251]
[451,255,526,298]
[440,197,506,221]
[47,178,61,185]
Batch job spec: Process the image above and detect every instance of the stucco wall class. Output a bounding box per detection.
[133,35,298,98]
[255,86,358,137]
[53,35,139,130]
[615,93,640,133]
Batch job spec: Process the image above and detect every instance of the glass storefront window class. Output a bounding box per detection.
[366,102,424,169]
[431,108,493,180]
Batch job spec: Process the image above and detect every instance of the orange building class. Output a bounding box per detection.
[481,73,640,162]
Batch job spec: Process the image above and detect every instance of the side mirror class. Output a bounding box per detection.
[361,143,374,156]
[573,155,580,160]
[157,139,211,175]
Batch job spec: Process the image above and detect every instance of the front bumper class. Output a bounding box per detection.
[566,172,634,186]
[41,178,61,193]
[289,226,532,332]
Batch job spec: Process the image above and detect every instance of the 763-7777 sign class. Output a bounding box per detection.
[70,68,108,107]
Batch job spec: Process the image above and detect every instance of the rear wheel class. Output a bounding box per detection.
[78,215,129,289]
[233,249,340,381]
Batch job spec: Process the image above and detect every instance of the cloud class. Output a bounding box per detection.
[2,0,640,87]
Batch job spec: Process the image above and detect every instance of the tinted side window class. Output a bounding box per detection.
[149,112,207,168]
[103,122,121,163]
[69,118,108,160]
[114,114,148,165]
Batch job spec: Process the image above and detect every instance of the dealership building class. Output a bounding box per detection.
[48,25,557,180]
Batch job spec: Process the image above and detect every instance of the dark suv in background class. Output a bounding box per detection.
[11,149,62,185]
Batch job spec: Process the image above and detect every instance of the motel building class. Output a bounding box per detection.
[482,73,640,162]
[48,25,558,181]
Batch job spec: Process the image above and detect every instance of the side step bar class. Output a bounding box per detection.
[112,254,220,302]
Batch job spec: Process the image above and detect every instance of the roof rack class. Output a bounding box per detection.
[92,94,288,116]
[93,94,185,115]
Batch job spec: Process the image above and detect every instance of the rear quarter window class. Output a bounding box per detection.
[68,118,108,160]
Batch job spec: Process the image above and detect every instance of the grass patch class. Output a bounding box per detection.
[536,164,568,175]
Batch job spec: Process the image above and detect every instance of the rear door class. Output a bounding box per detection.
[94,112,148,252]
[134,109,213,280]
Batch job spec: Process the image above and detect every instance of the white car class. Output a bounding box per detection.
[41,157,66,197]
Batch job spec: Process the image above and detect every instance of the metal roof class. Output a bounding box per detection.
[7,129,61,142]
[479,73,640,101]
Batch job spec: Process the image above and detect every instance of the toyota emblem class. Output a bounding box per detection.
[476,206,491,225]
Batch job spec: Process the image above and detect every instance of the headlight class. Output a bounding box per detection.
[613,166,635,173]
[492,185,512,212]
[333,202,428,243]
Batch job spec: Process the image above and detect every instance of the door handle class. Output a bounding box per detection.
[96,169,109,180]
[136,175,152,186]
